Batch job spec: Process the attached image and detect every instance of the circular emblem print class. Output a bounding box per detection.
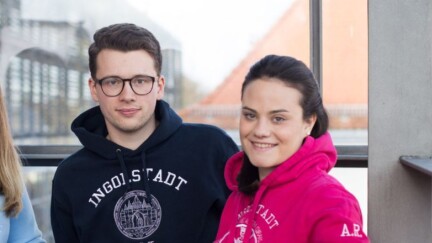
[235,224,260,243]
[114,190,162,240]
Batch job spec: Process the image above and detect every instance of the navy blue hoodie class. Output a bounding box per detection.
[51,100,239,242]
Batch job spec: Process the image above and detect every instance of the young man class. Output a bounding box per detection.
[50,23,238,242]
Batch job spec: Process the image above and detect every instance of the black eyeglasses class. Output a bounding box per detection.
[96,75,156,97]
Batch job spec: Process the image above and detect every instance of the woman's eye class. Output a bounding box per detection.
[243,112,255,120]
[273,116,285,123]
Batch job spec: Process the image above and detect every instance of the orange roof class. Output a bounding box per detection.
[180,0,367,129]
[200,0,310,105]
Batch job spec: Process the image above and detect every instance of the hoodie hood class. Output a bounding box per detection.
[220,132,337,242]
[71,100,182,159]
[71,100,182,203]
[224,132,337,192]
[215,132,369,242]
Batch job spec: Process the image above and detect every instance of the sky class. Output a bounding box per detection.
[127,0,293,92]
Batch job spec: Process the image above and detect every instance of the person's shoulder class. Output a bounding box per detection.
[182,122,224,131]
[180,123,232,139]
[54,148,90,176]
[0,197,7,242]
[306,174,360,208]
[179,123,238,150]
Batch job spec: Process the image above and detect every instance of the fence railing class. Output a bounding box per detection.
[18,145,368,168]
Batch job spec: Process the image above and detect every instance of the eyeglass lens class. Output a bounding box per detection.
[100,76,155,96]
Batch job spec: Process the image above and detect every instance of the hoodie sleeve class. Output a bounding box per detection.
[50,177,79,243]
[8,187,45,243]
[309,187,369,243]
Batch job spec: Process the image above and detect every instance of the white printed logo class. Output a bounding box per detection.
[113,190,162,240]
[340,223,362,238]
[235,223,260,243]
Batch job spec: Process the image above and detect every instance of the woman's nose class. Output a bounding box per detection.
[253,119,271,138]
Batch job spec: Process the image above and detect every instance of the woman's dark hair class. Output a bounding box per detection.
[88,23,162,79]
[237,54,329,194]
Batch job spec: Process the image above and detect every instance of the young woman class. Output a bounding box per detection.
[0,86,45,242]
[215,55,369,242]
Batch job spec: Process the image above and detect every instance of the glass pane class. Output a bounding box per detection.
[23,167,56,242]
[2,0,368,241]
[322,0,368,145]
[1,0,307,146]
[178,0,310,143]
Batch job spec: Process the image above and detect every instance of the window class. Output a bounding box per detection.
[1,0,368,241]
[322,0,368,145]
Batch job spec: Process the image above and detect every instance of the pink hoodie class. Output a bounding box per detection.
[215,133,369,243]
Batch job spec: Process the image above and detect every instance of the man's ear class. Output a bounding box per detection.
[88,78,99,102]
[156,75,165,100]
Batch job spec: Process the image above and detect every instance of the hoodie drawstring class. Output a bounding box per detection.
[116,149,152,204]
[116,149,131,192]
[243,186,267,243]
[141,152,152,204]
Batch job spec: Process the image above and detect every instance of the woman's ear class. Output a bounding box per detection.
[305,114,317,135]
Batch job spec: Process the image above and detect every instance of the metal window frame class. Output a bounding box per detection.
[310,0,322,92]
[18,145,368,167]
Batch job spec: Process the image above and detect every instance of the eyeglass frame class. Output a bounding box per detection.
[95,75,157,97]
